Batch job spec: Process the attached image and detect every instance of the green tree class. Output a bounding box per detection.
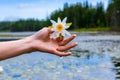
[107,0,120,30]
[94,2,106,27]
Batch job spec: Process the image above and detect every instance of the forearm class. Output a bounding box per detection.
[0,37,33,60]
[0,28,77,60]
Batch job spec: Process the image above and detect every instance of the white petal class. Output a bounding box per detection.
[50,32,57,38]
[50,20,56,25]
[65,26,70,29]
[51,28,55,31]
[61,31,65,36]
[64,30,71,36]
[56,32,60,37]
[52,25,56,30]
[57,17,61,23]
[65,23,72,29]
[62,17,67,24]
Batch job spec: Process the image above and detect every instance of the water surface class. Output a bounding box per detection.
[0,32,120,80]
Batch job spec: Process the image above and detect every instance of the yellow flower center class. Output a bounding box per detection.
[56,24,63,31]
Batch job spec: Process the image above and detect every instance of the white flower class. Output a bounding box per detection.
[0,66,3,74]
[50,17,72,40]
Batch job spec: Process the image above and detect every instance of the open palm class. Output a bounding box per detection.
[31,28,77,56]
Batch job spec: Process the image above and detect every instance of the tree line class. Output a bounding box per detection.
[0,0,119,32]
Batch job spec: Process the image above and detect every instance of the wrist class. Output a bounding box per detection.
[20,36,35,54]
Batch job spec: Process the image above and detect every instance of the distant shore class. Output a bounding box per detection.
[72,31,120,36]
[0,31,120,41]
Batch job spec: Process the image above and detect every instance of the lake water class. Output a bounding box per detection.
[0,32,120,80]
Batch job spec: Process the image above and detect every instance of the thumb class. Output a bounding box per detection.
[47,28,54,34]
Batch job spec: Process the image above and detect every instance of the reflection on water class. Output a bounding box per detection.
[0,52,116,80]
[112,57,120,79]
[0,32,120,80]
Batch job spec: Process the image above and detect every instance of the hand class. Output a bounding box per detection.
[30,27,78,56]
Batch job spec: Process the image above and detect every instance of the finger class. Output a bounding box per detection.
[57,42,78,51]
[59,34,76,46]
[47,28,54,34]
[54,50,72,56]
[43,28,54,39]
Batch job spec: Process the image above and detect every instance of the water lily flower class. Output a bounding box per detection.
[50,17,72,41]
[0,66,3,74]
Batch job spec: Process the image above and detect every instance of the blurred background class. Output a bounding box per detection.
[0,0,120,80]
[0,0,119,32]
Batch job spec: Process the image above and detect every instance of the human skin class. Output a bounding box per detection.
[0,28,77,60]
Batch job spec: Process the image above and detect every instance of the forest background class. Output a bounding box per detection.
[0,0,119,32]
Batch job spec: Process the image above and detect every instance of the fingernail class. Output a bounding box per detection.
[73,34,76,37]
[75,42,78,45]
[68,52,72,55]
